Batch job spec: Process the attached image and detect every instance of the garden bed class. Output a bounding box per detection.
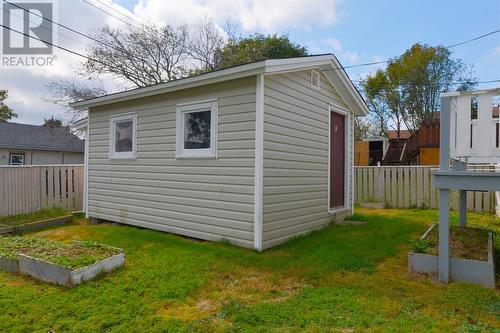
[0,236,124,286]
[408,224,494,288]
[0,208,73,235]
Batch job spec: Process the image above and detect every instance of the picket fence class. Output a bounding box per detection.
[354,166,497,213]
[0,165,84,217]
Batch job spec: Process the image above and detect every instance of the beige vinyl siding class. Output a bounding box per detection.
[261,70,353,249]
[87,77,256,248]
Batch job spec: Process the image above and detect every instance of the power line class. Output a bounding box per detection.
[81,0,139,29]
[93,0,149,27]
[446,29,500,48]
[2,0,93,48]
[2,0,146,63]
[337,28,500,71]
[0,23,108,66]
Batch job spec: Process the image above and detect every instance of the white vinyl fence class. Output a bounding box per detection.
[354,166,497,213]
[0,165,84,217]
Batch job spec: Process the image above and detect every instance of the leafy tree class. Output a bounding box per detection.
[47,21,308,118]
[362,43,477,135]
[43,116,63,127]
[0,90,17,122]
[354,116,374,141]
[216,33,307,69]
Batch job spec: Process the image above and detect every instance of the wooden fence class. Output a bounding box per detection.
[354,166,497,213]
[0,165,84,217]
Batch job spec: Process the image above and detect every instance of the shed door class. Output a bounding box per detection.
[330,111,345,209]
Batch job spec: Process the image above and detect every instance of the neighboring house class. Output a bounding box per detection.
[72,55,369,250]
[404,121,440,165]
[381,130,411,165]
[354,135,388,166]
[0,122,84,165]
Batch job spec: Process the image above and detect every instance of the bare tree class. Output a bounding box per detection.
[187,18,225,72]
[44,80,106,121]
[85,24,189,87]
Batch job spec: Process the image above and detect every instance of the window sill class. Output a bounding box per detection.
[109,154,137,160]
[175,153,217,160]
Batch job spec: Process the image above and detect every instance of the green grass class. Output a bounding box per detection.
[0,208,498,332]
[0,207,70,227]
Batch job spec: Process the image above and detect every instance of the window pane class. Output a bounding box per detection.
[10,155,23,165]
[492,95,500,119]
[184,111,211,149]
[115,120,133,152]
[471,97,478,120]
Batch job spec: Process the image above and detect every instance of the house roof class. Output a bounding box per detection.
[0,122,84,153]
[71,54,369,116]
[387,130,411,140]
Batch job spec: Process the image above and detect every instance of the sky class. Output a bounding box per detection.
[1,0,499,125]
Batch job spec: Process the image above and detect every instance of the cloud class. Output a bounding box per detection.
[0,0,134,124]
[1,0,343,125]
[321,38,359,64]
[134,0,341,32]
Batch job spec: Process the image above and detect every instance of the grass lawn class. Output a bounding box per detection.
[0,207,69,227]
[0,208,498,332]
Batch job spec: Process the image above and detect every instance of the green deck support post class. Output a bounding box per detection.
[459,190,467,227]
[438,188,450,282]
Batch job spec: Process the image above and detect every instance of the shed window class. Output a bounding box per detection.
[310,70,320,89]
[9,154,24,165]
[109,113,137,159]
[471,96,478,120]
[176,99,218,158]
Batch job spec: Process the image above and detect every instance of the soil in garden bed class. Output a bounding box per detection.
[426,226,489,261]
[0,236,121,269]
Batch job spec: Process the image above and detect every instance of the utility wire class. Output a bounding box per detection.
[338,28,500,71]
[81,0,139,29]
[0,23,108,66]
[2,0,146,63]
[94,0,149,27]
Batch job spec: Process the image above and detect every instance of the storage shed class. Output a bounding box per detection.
[72,55,369,250]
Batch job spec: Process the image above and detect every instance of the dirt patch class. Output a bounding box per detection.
[159,267,303,321]
[427,226,489,261]
[36,227,91,241]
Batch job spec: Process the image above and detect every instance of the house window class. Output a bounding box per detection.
[9,154,24,165]
[310,70,320,89]
[109,113,137,159]
[471,96,478,120]
[176,99,218,158]
[492,95,500,119]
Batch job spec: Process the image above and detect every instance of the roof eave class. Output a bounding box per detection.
[70,54,369,116]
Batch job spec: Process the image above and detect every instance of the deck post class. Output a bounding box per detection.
[438,188,450,282]
[438,96,451,283]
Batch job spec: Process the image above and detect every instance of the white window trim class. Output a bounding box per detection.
[109,113,137,160]
[328,104,351,214]
[176,98,218,159]
[9,153,24,165]
[310,69,320,90]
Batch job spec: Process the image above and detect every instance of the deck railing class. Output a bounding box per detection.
[0,165,84,217]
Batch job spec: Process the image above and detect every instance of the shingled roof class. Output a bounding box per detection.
[0,122,84,153]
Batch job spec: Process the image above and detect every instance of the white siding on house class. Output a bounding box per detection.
[261,70,353,249]
[87,77,256,248]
